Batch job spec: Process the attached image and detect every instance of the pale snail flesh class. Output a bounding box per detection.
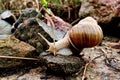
[38,17,103,55]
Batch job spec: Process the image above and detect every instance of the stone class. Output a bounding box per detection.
[13,8,71,53]
[0,20,12,35]
[0,19,12,40]
[79,0,120,23]
[40,52,84,75]
[0,35,37,68]
[14,18,53,53]
[11,8,39,33]
[0,10,16,25]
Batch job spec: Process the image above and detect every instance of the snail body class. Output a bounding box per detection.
[38,17,103,55]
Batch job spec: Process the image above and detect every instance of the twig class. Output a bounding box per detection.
[82,54,103,80]
[35,0,39,10]
[73,66,84,77]
[67,7,71,20]
[39,6,44,13]
[100,48,120,71]
[0,56,39,60]
[82,63,89,80]
[45,13,55,28]
[71,18,80,25]
[100,48,108,59]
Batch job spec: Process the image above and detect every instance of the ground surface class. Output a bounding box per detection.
[0,36,120,80]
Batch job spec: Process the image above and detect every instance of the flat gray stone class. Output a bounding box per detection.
[40,52,84,75]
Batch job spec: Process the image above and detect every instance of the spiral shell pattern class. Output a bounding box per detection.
[69,17,103,49]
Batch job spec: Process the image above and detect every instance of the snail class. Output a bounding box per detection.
[38,17,103,55]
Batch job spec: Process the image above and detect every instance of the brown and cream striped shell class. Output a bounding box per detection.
[69,17,103,50]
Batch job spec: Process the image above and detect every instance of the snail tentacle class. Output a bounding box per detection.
[38,33,70,55]
[38,33,56,55]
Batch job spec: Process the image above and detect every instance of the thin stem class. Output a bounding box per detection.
[38,33,51,45]
[0,56,39,60]
[82,63,89,80]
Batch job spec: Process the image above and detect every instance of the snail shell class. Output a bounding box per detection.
[69,17,103,50]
